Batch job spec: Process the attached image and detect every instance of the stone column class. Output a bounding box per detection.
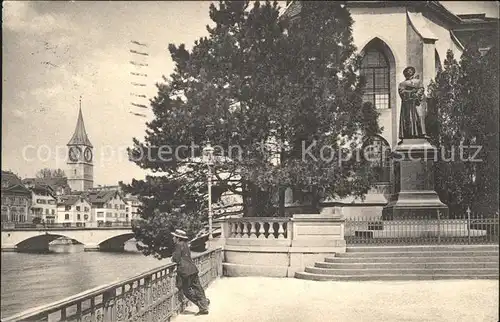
[207,220,226,250]
[383,138,448,219]
[25,203,30,223]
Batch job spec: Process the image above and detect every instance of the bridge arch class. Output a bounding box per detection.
[15,233,83,252]
[95,233,136,252]
[1,228,135,252]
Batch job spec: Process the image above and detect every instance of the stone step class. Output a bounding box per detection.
[295,271,499,281]
[324,256,499,263]
[346,245,499,253]
[314,262,499,269]
[336,250,499,257]
[304,267,499,276]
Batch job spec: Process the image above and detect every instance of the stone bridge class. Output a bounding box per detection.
[1,226,134,252]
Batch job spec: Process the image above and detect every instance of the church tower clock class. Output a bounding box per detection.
[67,105,94,192]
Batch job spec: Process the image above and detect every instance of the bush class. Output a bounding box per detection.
[32,217,42,225]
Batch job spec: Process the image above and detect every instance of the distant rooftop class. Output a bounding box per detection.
[1,171,22,188]
[282,1,498,27]
[30,184,55,195]
[23,177,70,189]
[69,189,122,205]
[57,194,88,206]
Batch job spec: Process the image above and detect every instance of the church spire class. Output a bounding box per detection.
[67,98,93,147]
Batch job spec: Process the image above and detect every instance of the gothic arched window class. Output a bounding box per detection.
[362,136,391,183]
[360,48,390,109]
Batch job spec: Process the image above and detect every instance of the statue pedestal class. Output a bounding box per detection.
[382,138,448,220]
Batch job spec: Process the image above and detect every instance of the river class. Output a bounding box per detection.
[0,241,172,318]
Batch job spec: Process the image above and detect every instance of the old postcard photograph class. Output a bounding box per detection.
[1,1,499,321]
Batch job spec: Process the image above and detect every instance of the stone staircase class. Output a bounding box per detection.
[295,245,499,281]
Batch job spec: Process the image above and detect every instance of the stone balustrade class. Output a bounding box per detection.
[0,248,223,322]
[221,214,346,278]
[227,218,290,239]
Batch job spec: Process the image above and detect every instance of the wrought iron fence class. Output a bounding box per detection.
[345,212,499,245]
[0,248,223,322]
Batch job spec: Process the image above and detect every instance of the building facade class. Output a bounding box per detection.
[83,190,129,224]
[67,107,94,192]
[124,195,141,222]
[1,171,32,224]
[283,1,499,218]
[56,195,93,226]
[29,184,57,223]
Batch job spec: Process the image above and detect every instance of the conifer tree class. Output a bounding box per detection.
[121,1,380,258]
[428,50,471,215]
[464,45,499,216]
[428,45,499,217]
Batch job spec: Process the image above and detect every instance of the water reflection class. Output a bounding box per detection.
[1,241,170,318]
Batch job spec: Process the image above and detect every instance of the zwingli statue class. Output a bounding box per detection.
[398,66,427,139]
[382,66,447,220]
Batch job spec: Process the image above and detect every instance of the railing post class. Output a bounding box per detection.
[90,297,96,321]
[466,207,471,245]
[277,222,285,239]
[495,213,499,244]
[436,210,440,244]
[285,219,292,244]
[60,307,67,321]
[249,222,257,238]
[258,221,265,239]
[76,302,82,321]
[103,290,115,322]
[145,276,152,320]
[219,248,223,277]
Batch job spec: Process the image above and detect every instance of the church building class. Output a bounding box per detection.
[283,1,499,218]
[67,107,94,192]
[58,107,139,225]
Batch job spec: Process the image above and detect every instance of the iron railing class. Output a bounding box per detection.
[1,222,132,230]
[345,212,499,245]
[1,248,223,322]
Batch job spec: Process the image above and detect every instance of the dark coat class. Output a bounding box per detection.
[172,240,199,277]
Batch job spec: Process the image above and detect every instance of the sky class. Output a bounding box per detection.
[2,1,499,185]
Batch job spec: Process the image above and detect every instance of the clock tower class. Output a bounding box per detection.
[67,105,94,192]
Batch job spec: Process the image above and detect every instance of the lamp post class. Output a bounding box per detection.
[202,141,215,240]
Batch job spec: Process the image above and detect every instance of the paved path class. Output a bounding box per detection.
[175,277,498,322]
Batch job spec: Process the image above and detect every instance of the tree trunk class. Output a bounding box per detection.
[278,187,285,217]
[241,181,251,217]
[311,187,320,212]
[278,131,286,217]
